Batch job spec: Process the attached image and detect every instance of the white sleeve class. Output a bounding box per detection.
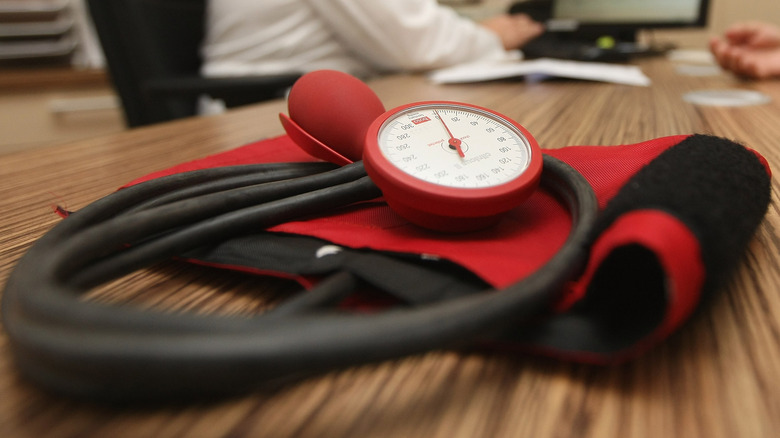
[302,0,509,72]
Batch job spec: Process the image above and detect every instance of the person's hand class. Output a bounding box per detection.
[710,21,780,79]
[480,13,544,51]
[722,21,780,49]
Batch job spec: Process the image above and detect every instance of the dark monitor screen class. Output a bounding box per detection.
[510,0,711,61]
[548,0,710,32]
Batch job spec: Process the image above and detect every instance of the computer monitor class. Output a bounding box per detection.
[548,0,710,40]
[510,0,710,61]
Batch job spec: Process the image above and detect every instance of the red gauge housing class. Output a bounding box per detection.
[363,101,543,232]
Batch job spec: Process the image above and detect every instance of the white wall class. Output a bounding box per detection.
[651,0,780,48]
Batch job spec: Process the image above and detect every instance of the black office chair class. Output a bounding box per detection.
[87,0,301,127]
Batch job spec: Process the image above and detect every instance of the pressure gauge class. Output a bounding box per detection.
[363,101,542,232]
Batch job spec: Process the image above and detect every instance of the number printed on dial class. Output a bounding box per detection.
[377,103,533,189]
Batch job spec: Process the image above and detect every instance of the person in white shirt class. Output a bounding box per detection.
[201,0,544,79]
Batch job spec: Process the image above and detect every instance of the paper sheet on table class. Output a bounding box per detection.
[428,58,651,87]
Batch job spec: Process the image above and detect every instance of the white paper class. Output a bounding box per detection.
[428,58,651,87]
[667,49,716,65]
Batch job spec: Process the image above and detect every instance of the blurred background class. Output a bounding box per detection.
[0,0,778,154]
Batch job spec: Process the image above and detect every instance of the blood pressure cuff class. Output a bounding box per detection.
[123,134,772,363]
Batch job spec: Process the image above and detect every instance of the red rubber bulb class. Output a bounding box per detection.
[286,70,386,163]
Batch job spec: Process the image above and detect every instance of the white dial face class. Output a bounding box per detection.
[377,104,533,189]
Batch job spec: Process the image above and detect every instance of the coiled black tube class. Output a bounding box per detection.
[2,156,597,400]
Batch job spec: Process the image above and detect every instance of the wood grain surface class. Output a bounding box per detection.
[1,58,779,437]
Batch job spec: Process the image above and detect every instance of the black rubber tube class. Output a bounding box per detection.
[2,156,597,400]
[62,163,372,287]
[123,161,338,213]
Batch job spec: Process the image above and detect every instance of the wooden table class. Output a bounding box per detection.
[1,58,779,437]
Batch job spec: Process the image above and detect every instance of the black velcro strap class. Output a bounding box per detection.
[183,233,487,304]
